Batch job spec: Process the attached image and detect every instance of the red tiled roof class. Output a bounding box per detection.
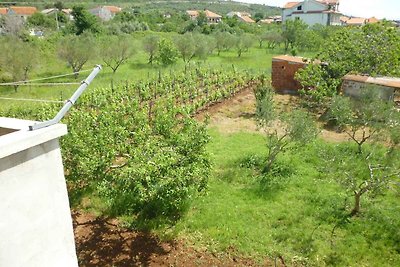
[9,6,37,15]
[0,8,7,15]
[204,10,222,18]
[187,10,197,16]
[104,6,122,14]
[240,15,255,23]
[317,0,339,5]
[367,17,379,23]
[284,2,300,9]
[186,10,221,19]
[340,16,350,22]
[346,17,366,25]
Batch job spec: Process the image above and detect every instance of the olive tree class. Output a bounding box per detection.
[329,89,393,154]
[0,38,39,92]
[234,33,254,58]
[175,33,196,63]
[254,82,318,172]
[322,143,400,217]
[100,35,134,74]
[142,34,160,65]
[324,89,400,216]
[57,34,95,78]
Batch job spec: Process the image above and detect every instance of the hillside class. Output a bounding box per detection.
[4,0,281,17]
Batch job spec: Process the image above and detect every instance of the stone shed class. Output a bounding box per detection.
[342,74,400,103]
[272,55,309,93]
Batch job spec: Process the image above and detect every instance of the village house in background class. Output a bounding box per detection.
[259,15,282,24]
[186,9,222,24]
[0,6,37,21]
[89,6,122,21]
[42,8,73,21]
[282,0,341,26]
[227,11,255,23]
[340,16,379,26]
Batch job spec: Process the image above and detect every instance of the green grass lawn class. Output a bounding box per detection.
[169,129,400,266]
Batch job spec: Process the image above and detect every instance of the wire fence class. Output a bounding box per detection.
[0,68,93,104]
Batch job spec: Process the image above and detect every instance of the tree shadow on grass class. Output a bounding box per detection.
[73,211,173,267]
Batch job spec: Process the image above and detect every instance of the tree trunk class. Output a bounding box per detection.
[350,192,361,216]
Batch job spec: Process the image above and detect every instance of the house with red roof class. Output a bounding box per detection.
[89,6,122,21]
[1,6,37,21]
[186,10,222,24]
[282,0,341,26]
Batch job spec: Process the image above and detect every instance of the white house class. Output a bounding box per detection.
[282,0,341,26]
[89,6,121,21]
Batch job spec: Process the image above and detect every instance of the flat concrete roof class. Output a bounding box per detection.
[272,55,308,64]
[343,75,400,89]
[0,117,67,159]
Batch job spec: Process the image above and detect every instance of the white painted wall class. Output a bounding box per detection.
[282,0,340,26]
[0,118,78,267]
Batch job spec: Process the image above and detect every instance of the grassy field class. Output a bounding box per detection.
[166,130,400,266]
[0,31,312,111]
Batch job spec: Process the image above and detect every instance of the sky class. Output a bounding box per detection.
[237,0,400,20]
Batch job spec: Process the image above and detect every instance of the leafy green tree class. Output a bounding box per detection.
[196,11,208,27]
[54,1,65,11]
[100,35,134,74]
[297,23,400,103]
[193,33,214,61]
[254,12,264,22]
[0,38,39,92]
[28,12,56,29]
[321,143,400,217]
[175,33,196,63]
[213,31,235,55]
[263,30,284,49]
[57,34,95,77]
[282,19,308,53]
[234,33,254,57]
[329,89,394,154]
[113,10,136,22]
[156,38,178,66]
[143,34,160,65]
[254,82,318,172]
[71,5,101,35]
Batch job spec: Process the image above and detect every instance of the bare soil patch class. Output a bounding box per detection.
[196,87,352,143]
[73,211,275,267]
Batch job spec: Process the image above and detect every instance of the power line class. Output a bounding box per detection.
[0,97,64,104]
[0,82,81,86]
[0,69,93,86]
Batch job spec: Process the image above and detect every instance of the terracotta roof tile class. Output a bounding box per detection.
[187,10,199,16]
[283,2,300,9]
[240,15,255,23]
[204,10,222,18]
[9,6,37,15]
[0,8,7,15]
[346,17,366,25]
[367,17,379,23]
[317,0,339,5]
[103,6,122,13]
